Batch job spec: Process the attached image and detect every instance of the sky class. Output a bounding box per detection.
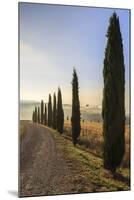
[20,3,130,112]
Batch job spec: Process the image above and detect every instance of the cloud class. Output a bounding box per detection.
[20,40,53,71]
[20,40,129,112]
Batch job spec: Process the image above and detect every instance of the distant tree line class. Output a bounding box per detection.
[32,87,64,134]
[32,12,125,174]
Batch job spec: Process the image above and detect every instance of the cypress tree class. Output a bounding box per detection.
[52,93,57,129]
[41,100,44,124]
[37,106,40,124]
[61,108,64,132]
[102,12,125,173]
[71,68,81,145]
[48,94,52,127]
[34,106,37,123]
[57,88,64,134]
[44,103,47,126]
[32,110,35,122]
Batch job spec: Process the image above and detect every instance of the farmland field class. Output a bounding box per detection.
[64,121,130,168]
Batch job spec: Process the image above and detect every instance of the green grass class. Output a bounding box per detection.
[51,129,130,192]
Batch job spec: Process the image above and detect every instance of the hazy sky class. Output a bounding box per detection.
[20,3,130,111]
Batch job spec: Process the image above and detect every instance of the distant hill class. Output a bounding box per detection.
[20,100,130,124]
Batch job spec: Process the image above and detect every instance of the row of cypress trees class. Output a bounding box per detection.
[71,12,126,174]
[32,88,64,134]
[32,12,125,174]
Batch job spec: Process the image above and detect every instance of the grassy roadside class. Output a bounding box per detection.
[20,120,28,141]
[50,128,130,193]
[64,121,130,168]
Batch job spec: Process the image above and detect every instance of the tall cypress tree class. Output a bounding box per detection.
[44,103,47,126]
[71,68,81,145]
[41,100,44,124]
[34,106,37,123]
[48,94,52,127]
[37,106,40,124]
[52,93,57,129]
[32,110,35,122]
[57,88,64,134]
[102,12,125,173]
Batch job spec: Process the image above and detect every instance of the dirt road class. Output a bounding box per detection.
[19,123,92,197]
